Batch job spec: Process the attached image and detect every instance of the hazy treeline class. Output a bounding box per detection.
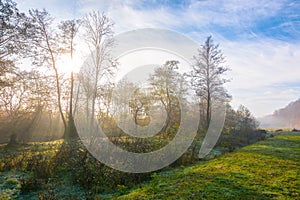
[260,98,300,129]
[0,0,260,146]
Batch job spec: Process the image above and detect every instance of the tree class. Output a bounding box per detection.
[236,105,259,132]
[223,103,238,134]
[0,0,38,144]
[129,88,152,127]
[0,60,15,87]
[97,82,114,119]
[82,11,116,127]
[0,0,30,59]
[58,19,81,139]
[28,9,68,135]
[217,104,260,151]
[149,60,187,136]
[189,36,230,131]
[0,69,48,144]
[0,0,31,87]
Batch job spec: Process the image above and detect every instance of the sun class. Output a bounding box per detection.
[57,55,82,74]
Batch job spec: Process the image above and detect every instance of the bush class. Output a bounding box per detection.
[217,129,267,151]
[26,154,54,179]
[20,177,43,194]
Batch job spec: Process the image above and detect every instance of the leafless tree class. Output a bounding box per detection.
[58,19,81,139]
[28,9,68,134]
[189,36,231,131]
[81,11,116,128]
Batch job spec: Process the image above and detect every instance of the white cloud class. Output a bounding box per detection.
[15,0,79,19]
[219,38,300,116]
[223,39,300,88]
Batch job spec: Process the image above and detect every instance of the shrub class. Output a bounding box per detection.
[20,177,44,194]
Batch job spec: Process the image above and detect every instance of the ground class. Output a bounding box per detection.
[0,132,299,199]
[114,132,300,199]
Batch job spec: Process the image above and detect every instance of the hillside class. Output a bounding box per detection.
[114,132,300,200]
[260,99,300,128]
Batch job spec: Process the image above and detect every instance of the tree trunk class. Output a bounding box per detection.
[206,91,211,130]
[63,71,79,140]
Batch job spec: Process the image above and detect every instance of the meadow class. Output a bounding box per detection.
[114,132,300,199]
[0,132,299,199]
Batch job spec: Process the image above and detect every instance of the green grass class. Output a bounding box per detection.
[114,132,300,200]
[0,132,299,199]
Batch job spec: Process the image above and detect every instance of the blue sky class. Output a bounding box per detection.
[15,0,300,117]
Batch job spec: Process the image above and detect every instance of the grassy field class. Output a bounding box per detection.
[114,132,300,200]
[0,132,299,199]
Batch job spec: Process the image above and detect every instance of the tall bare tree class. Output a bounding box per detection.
[29,9,67,133]
[82,11,116,127]
[58,19,81,139]
[189,36,230,131]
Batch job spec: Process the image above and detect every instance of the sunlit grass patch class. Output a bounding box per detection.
[115,132,300,200]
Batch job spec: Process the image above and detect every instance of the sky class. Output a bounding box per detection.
[14,0,300,117]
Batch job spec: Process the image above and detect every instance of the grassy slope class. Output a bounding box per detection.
[115,132,300,200]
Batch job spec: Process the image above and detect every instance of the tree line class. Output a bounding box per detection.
[0,0,266,197]
[0,0,259,147]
